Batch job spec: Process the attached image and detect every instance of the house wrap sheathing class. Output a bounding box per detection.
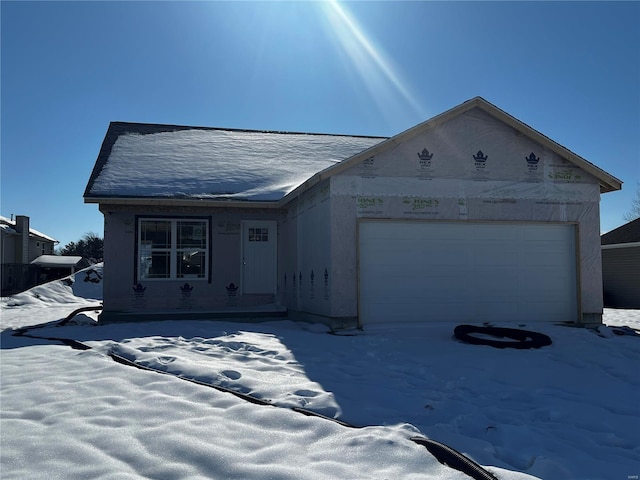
[85,97,621,327]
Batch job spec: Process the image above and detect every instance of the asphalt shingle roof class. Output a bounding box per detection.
[601,218,640,245]
[84,122,385,202]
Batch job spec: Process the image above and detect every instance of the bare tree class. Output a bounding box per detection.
[624,183,640,221]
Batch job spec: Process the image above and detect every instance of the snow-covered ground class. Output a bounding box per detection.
[1,265,639,480]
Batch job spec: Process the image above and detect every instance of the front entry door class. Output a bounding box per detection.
[242,221,277,294]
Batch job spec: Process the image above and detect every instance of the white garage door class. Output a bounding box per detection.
[358,221,577,324]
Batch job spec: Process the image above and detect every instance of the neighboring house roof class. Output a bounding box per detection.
[84,123,386,202]
[601,218,640,245]
[0,216,58,243]
[84,97,622,207]
[30,255,84,267]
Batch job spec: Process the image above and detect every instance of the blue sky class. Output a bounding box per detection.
[2,1,638,248]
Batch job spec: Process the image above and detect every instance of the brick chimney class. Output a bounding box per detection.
[14,215,30,264]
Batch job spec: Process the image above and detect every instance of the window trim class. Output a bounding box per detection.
[135,216,211,283]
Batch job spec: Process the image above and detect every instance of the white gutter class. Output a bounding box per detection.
[85,197,283,209]
[602,242,640,250]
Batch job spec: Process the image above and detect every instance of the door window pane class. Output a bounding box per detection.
[248,227,269,242]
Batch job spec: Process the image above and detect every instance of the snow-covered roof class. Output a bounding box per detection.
[30,255,84,267]
[0,216,58,243]
[84,123,386,202]
[85,99,622,205]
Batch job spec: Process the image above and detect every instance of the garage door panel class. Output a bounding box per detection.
[362,240,472,267]
[472,269,521,294]
[362,301,473,323]
[482,231,517,241]
[361,264,469,281]
[521,265,573,289]
[361,244,471,268]
[359,221,577,324]
[528,226,571,242]
[472,249,519,266]
[521,299,573,318]
[363,276,472,301]
[521,248,554,265]
[474,301,520,319]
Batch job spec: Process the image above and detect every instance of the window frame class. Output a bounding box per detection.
[136,217,210,282]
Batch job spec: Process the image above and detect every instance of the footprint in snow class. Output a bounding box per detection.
[294,389,319,398]
[156,356,176,365]
[221,370,242,380]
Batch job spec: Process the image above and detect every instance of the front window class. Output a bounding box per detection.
[138,218,208,281]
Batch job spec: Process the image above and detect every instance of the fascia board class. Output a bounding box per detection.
[279,101,479,205]
[277,98,491,206]
[85,196,282,209]
[291,96,623,197]
[472,99,623,193]
[601,242,640,250]
[29,233,59,244]
[277,138,393,207]
[84,122,119,198]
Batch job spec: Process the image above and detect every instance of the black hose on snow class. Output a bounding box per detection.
[410,436,499,480]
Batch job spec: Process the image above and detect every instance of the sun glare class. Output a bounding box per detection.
[321,1,427,125]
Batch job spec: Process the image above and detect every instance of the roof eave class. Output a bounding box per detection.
[87,97,622,208]
[278,138,393,206]
[283,96,617,203]
[30,233,59,244]
[280,97,622,198]
[471,98,622,194]
[84,196,283,209]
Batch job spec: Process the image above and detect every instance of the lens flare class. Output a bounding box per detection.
[322,1,427,125]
